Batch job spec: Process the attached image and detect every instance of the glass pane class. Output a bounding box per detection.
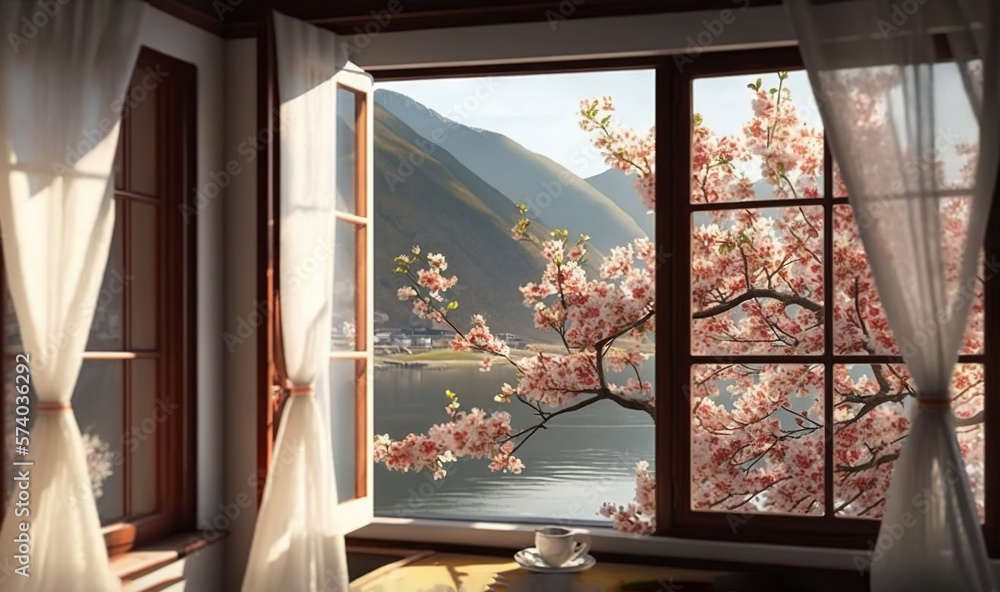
[833,204,984,355]
[833,161,847,198]
[834,364,984,521]
[692,206,824,355]
[336,87,359,214]
[691,70,823,204]
[73,360,124,524]
[3,361,35,510]
[127,66,158,196]
[87,205,125,351]
[332,220,358,352]
[692,363,825,516]
[129,359,158,516]
[372,70,656,527]
[831,62,978,200]
[330,359,360,504]
[114,127,125,191]
[129,201,159,350]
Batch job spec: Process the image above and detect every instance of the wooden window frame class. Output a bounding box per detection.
[664,46,1000,552]
[1,47,198,557]
[256,44,1000,556]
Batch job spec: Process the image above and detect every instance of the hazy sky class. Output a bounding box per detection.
[377,70,655,179]
[377,66,977,183]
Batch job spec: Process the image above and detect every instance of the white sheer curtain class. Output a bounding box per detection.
[788,1,1000,590]
[0,1,146,590]
[241,11,349,592]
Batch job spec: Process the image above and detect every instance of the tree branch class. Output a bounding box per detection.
[694,288,823,319]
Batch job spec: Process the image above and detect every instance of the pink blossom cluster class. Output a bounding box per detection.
[598,461,656,535]
[374,393,521,480]
[579,98,655,211]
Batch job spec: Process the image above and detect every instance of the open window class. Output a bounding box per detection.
[1,47,197,556]
[257,14,375,536]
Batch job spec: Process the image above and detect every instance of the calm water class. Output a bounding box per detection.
[374,360,655,524]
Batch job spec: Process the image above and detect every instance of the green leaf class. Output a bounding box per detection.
[447,301,459,310]
[770,88,777,94]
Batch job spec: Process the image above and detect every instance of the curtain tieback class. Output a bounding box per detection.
[37,402,72,413]
[917,397,952,411]
[288,384,315,397]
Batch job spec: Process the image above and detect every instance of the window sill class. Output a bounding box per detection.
[110,532,225,592]
[348,517,867,573]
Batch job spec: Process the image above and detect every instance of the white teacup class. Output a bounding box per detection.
[534,526,591,567]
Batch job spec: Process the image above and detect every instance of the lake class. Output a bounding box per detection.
[373,360,656,525]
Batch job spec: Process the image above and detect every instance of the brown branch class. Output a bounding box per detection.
[694,288,823,319]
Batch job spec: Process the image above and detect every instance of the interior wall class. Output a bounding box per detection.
[353,4,796,71]
[222,37,260,590]
[138,6,227,590]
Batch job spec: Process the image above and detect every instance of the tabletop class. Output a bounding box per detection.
[350,551,725,592]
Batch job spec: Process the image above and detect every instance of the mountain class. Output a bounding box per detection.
[584,168,654,238]
[373,103,551,340]
[375,89,646,253]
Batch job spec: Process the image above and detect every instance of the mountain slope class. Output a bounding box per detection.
[584,168,654,238]
[375,89,647,252]
[374,103,551,340]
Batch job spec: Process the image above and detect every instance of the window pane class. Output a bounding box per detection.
[833,204,984,355]
[129,201,159,350]
[331,219,358,352]
[834,363,984,521]
[87,207,125,351]
[375,361,655,522]
[126,66,158,197]
[128,359,158,516]
[73,360,124,524]
[692,206,824,355]
[336,88,359,214]
[373,70,656,527]
[330,359,360,504]
[691,70,823,204]
[692,363,825,515]
[114,128,125,191]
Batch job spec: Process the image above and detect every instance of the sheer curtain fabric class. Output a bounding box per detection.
[0,1,146,590]
[788,1,1000,590]
[241,11,349,592]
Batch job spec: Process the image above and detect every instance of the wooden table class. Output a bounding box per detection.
[351,551,724,592]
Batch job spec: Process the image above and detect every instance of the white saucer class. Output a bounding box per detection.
[514,547,596,573]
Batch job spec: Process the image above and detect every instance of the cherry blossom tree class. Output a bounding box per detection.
[374,72,985,533]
